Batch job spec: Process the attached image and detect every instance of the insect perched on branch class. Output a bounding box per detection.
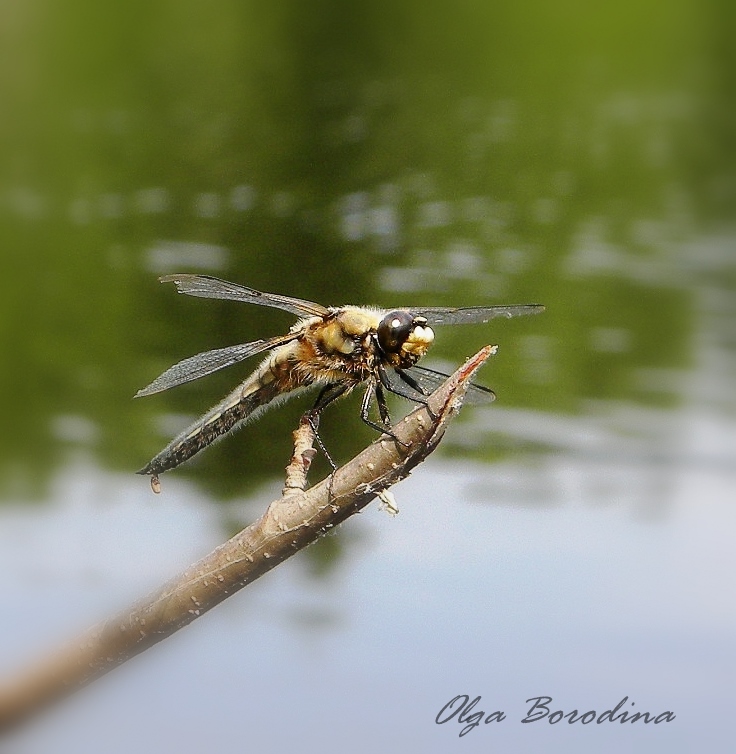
[136,274,544,479]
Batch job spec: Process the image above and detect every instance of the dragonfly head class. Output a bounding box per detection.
[377,310,435,366]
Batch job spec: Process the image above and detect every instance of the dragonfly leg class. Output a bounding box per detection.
[306,414,336,471]
[378,365,438,419]
[359,382,409,447]
[394,367,439,419]
[304,383,349,471]
[395,367,427,396]
[374,382,392,426]
[310,382,349,412]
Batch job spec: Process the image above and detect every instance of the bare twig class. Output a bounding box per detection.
[0,345,497,732]
[282,415,319,496]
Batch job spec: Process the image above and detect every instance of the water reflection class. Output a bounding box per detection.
[0,148,728,498]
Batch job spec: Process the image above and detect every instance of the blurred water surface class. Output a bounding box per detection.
[1,2,734,752]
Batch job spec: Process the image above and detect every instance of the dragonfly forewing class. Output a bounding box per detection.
[413,304,545,326]
[160,274,330,317]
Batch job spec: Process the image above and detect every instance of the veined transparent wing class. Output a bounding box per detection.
[412,304,545,325]
[392,365,496,405]
[135,332,299,397]
[159,274,330,318]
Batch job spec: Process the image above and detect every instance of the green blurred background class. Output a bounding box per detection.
[3,0,732,498]
[1,1,734,751]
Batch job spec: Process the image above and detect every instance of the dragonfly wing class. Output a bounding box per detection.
[135,332,298,397]
[413,304,545,325]
[401,365,496,405]
[159,274,330,318]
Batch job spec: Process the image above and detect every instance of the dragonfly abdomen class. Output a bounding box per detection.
[137,372,288,476]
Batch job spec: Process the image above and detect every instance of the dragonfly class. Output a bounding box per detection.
[136,274,544,479]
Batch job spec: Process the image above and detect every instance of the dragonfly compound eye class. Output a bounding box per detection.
[377,310,418,354]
